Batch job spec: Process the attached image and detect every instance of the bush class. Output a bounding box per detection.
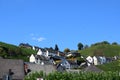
[24,71,120,80]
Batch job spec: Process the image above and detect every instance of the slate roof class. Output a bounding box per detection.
[36,55,48,61]
[0,59,25,80]
[50,56,64,61]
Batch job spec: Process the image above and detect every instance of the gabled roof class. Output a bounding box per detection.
[0,59,25,80]
[36,55,48,61]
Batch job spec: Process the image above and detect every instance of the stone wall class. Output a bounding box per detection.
[27,63,56,74]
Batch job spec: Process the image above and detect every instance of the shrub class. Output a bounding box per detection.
[24,71,120,80]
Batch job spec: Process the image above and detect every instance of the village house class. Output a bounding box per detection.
[29,54,36,63]
[56,59,79,72]
[93,56,98,65]
[86,56,108,66]
[99,56,106,64]
[29,49,52,64]
[86,56,93,66]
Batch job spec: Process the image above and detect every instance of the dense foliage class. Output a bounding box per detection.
[24,71,120,80]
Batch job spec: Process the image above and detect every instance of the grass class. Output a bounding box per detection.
[97,60,120,72]
[80,44,120,57]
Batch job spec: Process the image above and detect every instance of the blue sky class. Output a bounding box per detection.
[0,0,120,51]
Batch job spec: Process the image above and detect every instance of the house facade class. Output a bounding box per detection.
[93,56,98,65]
[86,56,93,66]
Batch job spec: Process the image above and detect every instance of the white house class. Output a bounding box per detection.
[114,56,117,60]
[86,56,93,66]
[45,50,49,57]
[29,54,36,63]
[93,56,98,65]
[32,46,35,50]
[57,52,60,56]
[37,49,43,55]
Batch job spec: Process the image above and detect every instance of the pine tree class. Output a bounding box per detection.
[55,44,59,51]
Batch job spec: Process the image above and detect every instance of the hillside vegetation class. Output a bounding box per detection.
[78,43,120,72]
[0,42,36,61]
[97,60,120,71]
[80,44,120,57]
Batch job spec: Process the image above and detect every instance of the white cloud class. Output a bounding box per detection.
[30,33,46,42]
[37,37,46,42]
[32,37,46,42]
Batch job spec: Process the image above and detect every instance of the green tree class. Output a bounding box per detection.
[112,42,118,45]
[91,41,110,46]
[77,42,83,50]
[64,48,70,53]
[101,41,110,45]
[55,44,59,51]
